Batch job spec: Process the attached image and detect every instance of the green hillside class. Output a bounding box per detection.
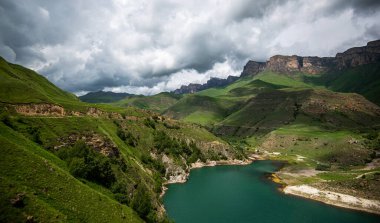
[0,57,243,222]
[304,63,380,105]
[164,71,320,126]
[0,121,143,222]
[162,67,380,191]
[79,91,133,103]
[0,57,78,105]
[113,92,182,113]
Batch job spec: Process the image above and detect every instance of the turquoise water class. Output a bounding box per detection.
[163,160,380,223]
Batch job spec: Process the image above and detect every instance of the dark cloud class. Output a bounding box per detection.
[336,0,380,15]
[229,0,285,21]
[0,0,379,95]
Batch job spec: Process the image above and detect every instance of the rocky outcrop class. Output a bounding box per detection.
[86,107,107,117]
[266,55,302,73]
[301,56,337,74]
[283,185,380,215]
[242,39,380,76]
[241,61,266,77]
[55,133,120,157]
[173,76,239,94]
[14,104,66,116]
[173,83,202,94]
[258,55,337,75]
[336,40,380,69]
[12,103,128,120]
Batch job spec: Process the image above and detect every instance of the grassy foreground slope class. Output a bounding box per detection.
[0,122,142,223]
[0,57,78,105]
[0,57,243,222]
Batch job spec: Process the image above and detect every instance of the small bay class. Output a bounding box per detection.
[163,160,380,223]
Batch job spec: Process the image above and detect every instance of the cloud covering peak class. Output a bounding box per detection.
[1,0,379,95]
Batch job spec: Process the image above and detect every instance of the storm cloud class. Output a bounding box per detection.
[0,0,379,95]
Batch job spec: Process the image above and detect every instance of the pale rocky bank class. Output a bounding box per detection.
[283,185,380,215]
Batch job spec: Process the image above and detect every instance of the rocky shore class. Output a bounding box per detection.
[160,156,258,197]
[283,185,380,215]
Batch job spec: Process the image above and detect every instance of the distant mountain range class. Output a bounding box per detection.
[172,76,239,94]
[79,91,134,103]
[80,40,380,101]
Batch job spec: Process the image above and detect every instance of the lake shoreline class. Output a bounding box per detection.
[281,184,380,215]
[162,157,380,216]
[160,155,260,198]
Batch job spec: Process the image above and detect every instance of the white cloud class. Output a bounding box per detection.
[0,0,379,94]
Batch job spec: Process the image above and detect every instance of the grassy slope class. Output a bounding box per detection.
[113,92,181,113]
[304,63,380,105]
[0,57,78,105]
[0,122,142,222]
[0,57,242,222]
[0,105,237,222]
[164,71,318,126]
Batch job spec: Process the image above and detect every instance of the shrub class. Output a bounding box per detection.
[117,128,127,141]
[114,193,130,205]
[26,126,42,144]
[144,118,156,129]
[163,122,180,129]
[315,163,331,171]
[364,131,378,140]
[0,113,13,127]
[141,153,166,175]
[58,141,116,187]
[131,185,152,219]
[117,128,138,147]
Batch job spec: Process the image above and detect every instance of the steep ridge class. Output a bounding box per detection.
[79,91,134,103]
[173,76,239,94]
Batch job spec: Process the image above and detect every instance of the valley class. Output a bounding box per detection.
[1,40,380,222]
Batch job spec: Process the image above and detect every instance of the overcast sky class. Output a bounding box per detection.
[1,0,380,95]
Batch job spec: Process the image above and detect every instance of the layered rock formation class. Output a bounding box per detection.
[241,39,380,76]
[266,55,336,74]
[336,40,380,69]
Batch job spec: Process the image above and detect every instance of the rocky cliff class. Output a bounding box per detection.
[240,61,266,77]
[335,40,380,69]
[173,75,239,94]
[266,55,336,74]
[241,39,380,76]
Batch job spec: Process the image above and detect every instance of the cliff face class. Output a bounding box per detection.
[240,61,266,77]
[335,40,380,69]
[266,55,336,74]
[241,39,380,76]
[173,83,202,94]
